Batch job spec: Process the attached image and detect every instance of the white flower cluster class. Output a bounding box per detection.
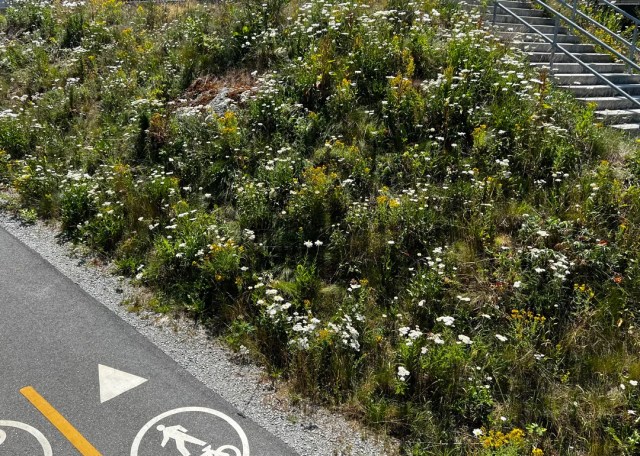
[397,366,410,381]
[289,313,321,350]
[398,325,423,347]
[527,247,572,281]
[328,314,361,351]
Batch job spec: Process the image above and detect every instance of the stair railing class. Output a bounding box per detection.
[561,0,639,67]
[492,0,640,109]
[594,0,639,63]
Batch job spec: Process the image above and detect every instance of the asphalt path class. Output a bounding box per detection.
[0,226,297,456]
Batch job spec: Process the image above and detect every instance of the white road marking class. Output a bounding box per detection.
[0,429,5,445]
[204,444,241,455]
[0,420,52,455]
[157,424,206,456]
[130,407,250,456]
[99,364,148,403]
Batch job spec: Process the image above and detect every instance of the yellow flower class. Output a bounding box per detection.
[532,448,544,456]
[507,427,525,443]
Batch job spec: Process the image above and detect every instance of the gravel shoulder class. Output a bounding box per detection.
[0,209,397,456]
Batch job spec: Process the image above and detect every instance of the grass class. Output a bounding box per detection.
[1,0,640,454]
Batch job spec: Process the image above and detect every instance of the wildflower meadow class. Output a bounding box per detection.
[1,0,640,453]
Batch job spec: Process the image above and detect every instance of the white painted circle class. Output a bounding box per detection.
[130,407,250,456]
[0,420,52,456]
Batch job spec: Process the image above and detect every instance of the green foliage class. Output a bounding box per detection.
[2,0,640,453]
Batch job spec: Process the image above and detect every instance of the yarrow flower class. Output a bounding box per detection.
[436,316,455,326]
[458,334,472,345]
[397,366,410,381]
[495,334,508,342]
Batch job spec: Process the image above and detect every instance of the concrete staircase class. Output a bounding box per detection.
[464,0,640,132]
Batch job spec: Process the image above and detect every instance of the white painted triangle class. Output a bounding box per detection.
[99,364,147,403]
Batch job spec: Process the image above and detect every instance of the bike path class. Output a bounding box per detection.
[0,226,297,456]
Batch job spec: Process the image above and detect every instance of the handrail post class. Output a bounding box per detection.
[631,26,638,68]
[550,16,559,73]
[493,0,498,24]
[571,0,578,33]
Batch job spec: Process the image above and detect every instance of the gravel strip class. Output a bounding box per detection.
[0,211,396,456]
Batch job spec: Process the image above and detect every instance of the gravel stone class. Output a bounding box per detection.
[0,211,397,456]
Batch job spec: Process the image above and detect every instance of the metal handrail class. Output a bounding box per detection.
[492,1,640,108]
[587,0,639,64]
[532,0,640,71]
[561,0,638,65]
[599,0,640,26]
[561,0,634,49]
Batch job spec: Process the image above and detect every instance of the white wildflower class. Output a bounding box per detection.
[436,316,455,326]
[397,366,410,381]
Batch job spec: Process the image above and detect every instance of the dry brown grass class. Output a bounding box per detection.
[180,70,258,107]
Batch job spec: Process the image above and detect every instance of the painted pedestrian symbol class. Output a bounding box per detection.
[157,424,207,455]
[0,429,6,445]
[131,407,249,456]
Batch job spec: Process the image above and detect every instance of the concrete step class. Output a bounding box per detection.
[516,42,596,53]
[465,0,535,7]
[551,72,640,84]
[498,0,537,8]
[500,6,546,16]
[492,6,547,17]
[578,96,640,109]
[466,2,546,17]
[496,31,582,43]
[596,108,640,124]
[488,14,556,25]
[611,123,640,132]
[527,52,613,63]
[560,83,640,97]
[532,62,627,73]
[493,23,568,34]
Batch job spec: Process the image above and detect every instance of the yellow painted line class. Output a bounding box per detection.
[20,386,102,456]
